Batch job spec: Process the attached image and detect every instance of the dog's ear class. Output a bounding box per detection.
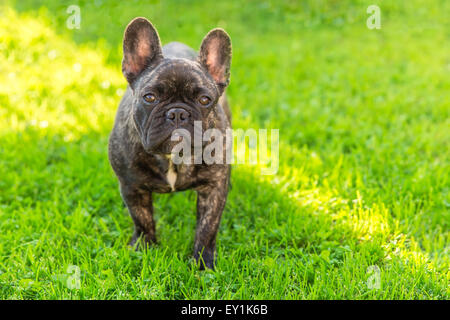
[199,28,232,94]
[122,17,163,86]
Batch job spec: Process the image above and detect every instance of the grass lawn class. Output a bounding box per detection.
[0,0,448,299]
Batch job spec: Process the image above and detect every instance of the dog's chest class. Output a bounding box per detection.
[166,160,177,191]
[147,155,197,193]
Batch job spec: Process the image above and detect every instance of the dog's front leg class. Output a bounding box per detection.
[120,184,157,249]
[194,175,229,270]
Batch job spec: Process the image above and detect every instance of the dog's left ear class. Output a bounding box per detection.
[122,17,163,87]
[199,28,232,94]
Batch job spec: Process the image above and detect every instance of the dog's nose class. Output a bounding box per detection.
[166,108,190,126]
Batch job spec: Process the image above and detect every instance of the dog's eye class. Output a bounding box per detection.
[199,96,211,106]
[143,94,156,104]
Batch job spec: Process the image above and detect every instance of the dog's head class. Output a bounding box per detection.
[121,17,231,154]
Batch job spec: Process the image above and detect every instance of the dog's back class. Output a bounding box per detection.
[162,42,197,60]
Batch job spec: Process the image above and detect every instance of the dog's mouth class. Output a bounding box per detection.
[135,103,205,155]
[142,122,197,155]
[151,136,184,154]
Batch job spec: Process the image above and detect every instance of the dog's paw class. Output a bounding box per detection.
[194,249,216,271]
[129,232,157,251]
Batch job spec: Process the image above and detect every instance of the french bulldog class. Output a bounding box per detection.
[108,17,232,270]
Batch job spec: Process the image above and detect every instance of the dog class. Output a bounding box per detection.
[108,17,232,270]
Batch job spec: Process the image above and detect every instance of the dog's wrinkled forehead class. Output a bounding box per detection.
[137,58,217,95]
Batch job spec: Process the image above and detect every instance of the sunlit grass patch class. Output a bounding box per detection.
[0,7,123,139]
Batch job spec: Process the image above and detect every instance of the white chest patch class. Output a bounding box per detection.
[166,159,177,191]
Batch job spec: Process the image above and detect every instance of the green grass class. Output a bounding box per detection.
[0,0,449,299]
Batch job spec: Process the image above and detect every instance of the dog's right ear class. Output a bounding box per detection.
[122,17,163,87]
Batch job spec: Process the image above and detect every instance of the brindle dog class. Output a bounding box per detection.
[108,17,232,270]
